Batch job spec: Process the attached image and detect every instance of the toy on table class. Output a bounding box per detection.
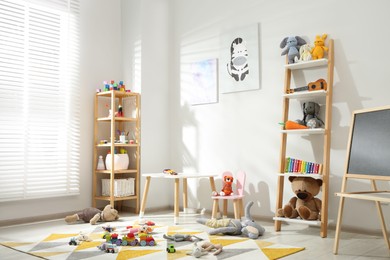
[311,34,328,60]
[296,101,324,129]
[197,201,265,239]
[163,233,203,242]
[280,36,307,64]
[64,204,119,225]
[163,168,177,175]
[212,173,234,196]
[277,176,323,220]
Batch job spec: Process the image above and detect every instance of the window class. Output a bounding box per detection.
[0,0,80,201]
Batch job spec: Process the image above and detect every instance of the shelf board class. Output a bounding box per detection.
[273,217,321,226]
[97,90,139,98]
[96,169,138,174]
[94,195,138,201]
[276,173,323,179]
[97,143,139,148]
[97,117,137,122]
[283,90,327,100]
[285,59,328,70]
[280,128,325,134]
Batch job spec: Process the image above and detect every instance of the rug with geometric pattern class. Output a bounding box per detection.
[0,221,304,260]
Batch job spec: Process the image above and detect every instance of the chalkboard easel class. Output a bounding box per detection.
[333,106,390,254]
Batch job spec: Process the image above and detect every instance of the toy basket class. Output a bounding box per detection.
[102,178,134,197]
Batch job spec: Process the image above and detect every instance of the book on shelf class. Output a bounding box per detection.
[284,157,322,174]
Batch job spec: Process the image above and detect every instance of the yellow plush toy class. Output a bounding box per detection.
[311,34,328,60]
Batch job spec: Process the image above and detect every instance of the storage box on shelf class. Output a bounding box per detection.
[93,90,140,213]
[274,39,334,238]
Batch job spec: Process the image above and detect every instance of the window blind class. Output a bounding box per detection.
[0,0,80,201]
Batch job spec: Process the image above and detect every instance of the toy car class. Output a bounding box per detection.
[68,237,79,246]
[105,243,118,253]
[167,243,176,253]
[163,168,177,175]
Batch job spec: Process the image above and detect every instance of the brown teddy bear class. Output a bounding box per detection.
[65,204,119,225]
[277,176,322,220]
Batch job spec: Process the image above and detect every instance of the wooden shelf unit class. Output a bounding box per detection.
[275,39,334,238]
[92,90,141,213]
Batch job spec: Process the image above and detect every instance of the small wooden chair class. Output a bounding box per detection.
[211,171,246,219]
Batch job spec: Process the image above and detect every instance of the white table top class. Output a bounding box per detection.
[142,173,218,179]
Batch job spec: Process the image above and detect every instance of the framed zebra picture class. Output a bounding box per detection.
[219,23,260,93]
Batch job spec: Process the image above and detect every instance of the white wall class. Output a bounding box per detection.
[165,0,390,233]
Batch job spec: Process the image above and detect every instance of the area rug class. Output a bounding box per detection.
[0,221,304,260]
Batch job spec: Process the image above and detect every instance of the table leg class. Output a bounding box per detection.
[174,178,180,224]
[209,177,220,216]
[183,178,188,213]
[139,176,151,218]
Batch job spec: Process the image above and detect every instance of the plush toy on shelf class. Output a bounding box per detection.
[280,36,307,64]
[311,34,328,60]
[298,43,313,62]
[197,201,265,239]
[296,101,324,129]
[64,204,119,225]
[276,176,323,220]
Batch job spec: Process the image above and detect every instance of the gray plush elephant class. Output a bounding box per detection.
[197,201,265,239]
[280,36,307,64]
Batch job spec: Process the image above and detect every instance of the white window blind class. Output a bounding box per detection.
[0,0,80,201]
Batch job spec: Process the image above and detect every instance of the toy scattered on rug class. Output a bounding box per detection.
[138,219,155,226]
[167,243,176,253]
[298,43,312,62]
[276,176,322,220]
[311,34,328,60]
[97,242,118,253]
[64,204,119,225]
[102,225,116,233]
[186,242,209,258]
[212,172,234,196]
[280,36,307,64]
[163,233,203,242]
[68,237,80,246]
[186,241,223,258]
[296,101,324,128]
[163,168,177,175]
[197,201,265,239]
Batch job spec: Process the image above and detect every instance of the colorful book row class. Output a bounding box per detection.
[285,157,322,174]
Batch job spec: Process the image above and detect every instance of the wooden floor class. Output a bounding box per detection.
[0,210,389,259]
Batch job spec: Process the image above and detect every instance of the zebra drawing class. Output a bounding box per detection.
[227,37,249,81]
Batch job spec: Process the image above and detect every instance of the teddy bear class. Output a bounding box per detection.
[296,101,324,128]
[311,34,328,60]
[280,36,307,64]
[277,177,322,220]
[212,173,234,196]
[65,204,119,225]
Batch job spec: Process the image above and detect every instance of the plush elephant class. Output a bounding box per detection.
[280,36,307,64]
[197,201,265,239]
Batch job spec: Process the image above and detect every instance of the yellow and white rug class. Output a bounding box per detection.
[0,222,304,260]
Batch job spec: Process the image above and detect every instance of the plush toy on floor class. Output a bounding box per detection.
[311,34,328,59]
[65,205,119,225]
[276,176,323,220]
[280,36,307,64]
[197,201,265,239]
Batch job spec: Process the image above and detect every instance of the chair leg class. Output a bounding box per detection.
[212,199,219,219]
[239,199,244,219]
[233,199,239,219]
[223,200,228,218]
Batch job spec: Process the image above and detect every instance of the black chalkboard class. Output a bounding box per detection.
[347,107,390,176]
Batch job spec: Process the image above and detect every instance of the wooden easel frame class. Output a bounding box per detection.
[333,106,390,254]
